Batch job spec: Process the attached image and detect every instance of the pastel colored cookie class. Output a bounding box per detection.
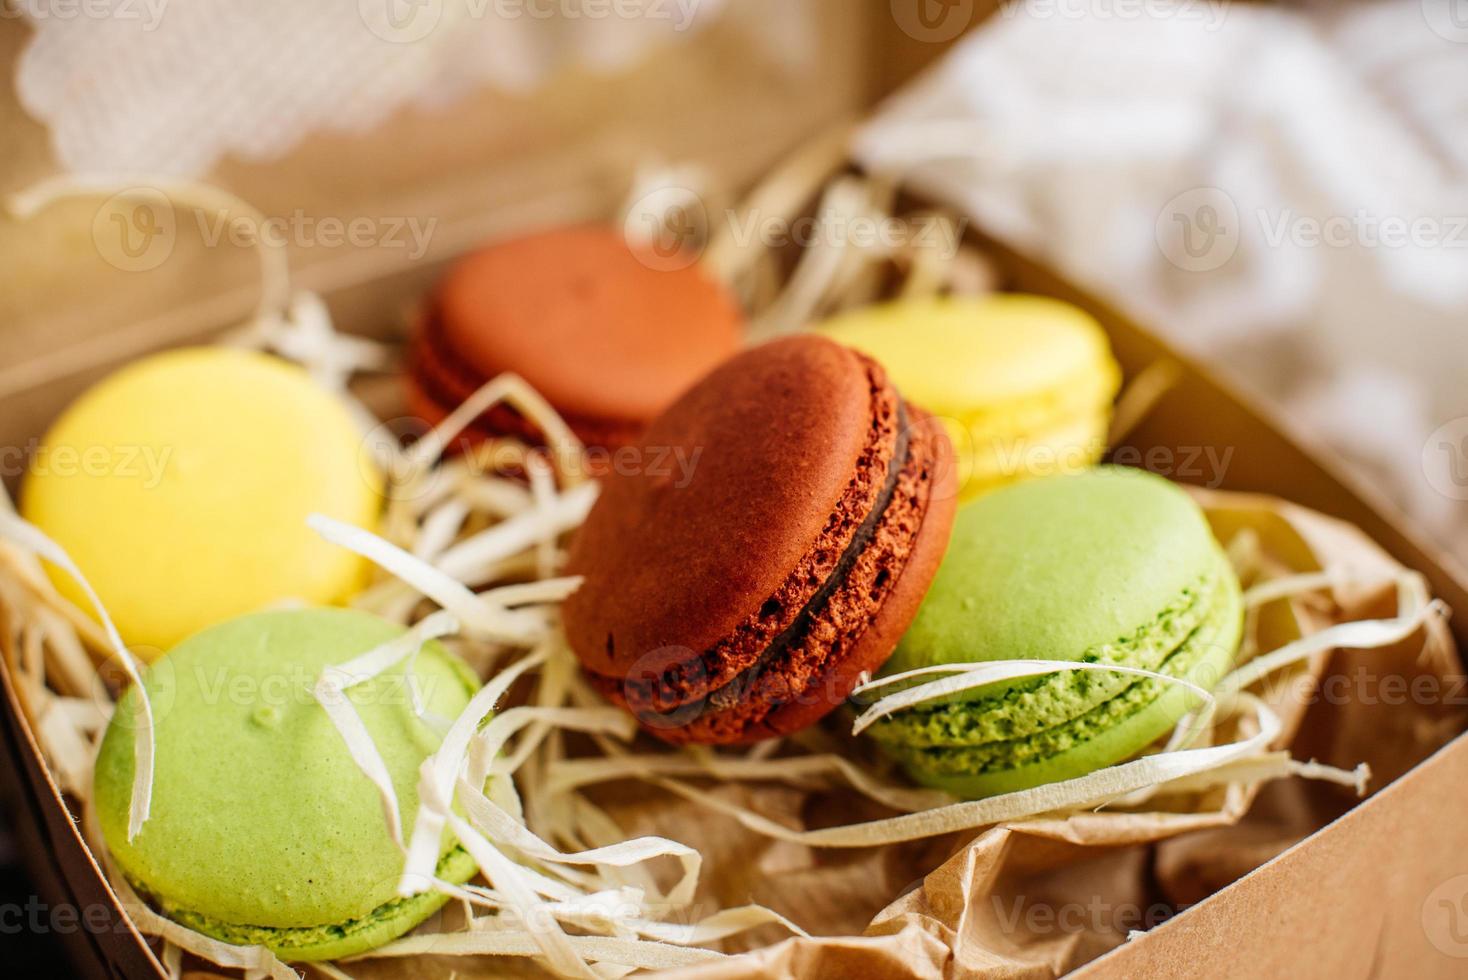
[93,608,480,962]
[817,295,1121,500]
[22,348,381,654]
[407,225,744,450]
[865,467,1242,798]
[562,335,958,745]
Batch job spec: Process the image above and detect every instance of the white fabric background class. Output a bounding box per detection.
[856,0,1468,560]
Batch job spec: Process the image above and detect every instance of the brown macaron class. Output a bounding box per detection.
[407,225,743,450]
[562,334,957,745]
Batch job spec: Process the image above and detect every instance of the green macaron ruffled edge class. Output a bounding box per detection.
[873,549,1243,798]
[149,845,479,962]
[865,570,1220,748]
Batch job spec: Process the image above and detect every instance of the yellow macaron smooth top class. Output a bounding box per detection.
[817,294,1122,499]
[22,347,382,655]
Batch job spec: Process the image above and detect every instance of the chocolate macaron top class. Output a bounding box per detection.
[430,225,743,430]
[564,334,957,744]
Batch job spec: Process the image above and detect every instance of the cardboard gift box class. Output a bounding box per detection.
[2,3,1467,978]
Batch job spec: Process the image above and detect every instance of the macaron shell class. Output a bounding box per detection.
[165,847,478,962]
[93,609,479,942]
[21,348,380,654]
[873,563,1226,747]
[566,335,958,744]
[564,336,876,678]
[818,295,1117,413]
[404,363,642,450]
[819,295,1119,498]
[431,225,743,426]
[948,411,1110,500]
[619,405,955,744]
[866,468,1245,798]
[883,467,1220,676]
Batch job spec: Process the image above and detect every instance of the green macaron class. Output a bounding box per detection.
[864,466,1243,798]
[93,608,481,961]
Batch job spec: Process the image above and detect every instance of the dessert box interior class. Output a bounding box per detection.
[3,3,1468,978]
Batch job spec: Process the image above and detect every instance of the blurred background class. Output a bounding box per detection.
[1,0,1466,967]
[4,0,1465,559]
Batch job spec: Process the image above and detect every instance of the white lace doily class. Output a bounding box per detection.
[15,0,732,175]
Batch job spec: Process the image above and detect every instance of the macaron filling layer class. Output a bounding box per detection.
[870,552,1240,778]
[951,365,1117,446]
[409,306,639,448]
[869,568,1222,748]
[706,405,909,706]
[680,414,934,743]
[131,846,477,962]
[946,370,1115,492]
[658,409,948,744]
[586,360,947,743]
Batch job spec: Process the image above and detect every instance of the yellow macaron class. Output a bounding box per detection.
[22,348,381,655]
[817,295,1121,500]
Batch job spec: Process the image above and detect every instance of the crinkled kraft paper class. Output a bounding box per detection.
[178,488,1458,980]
